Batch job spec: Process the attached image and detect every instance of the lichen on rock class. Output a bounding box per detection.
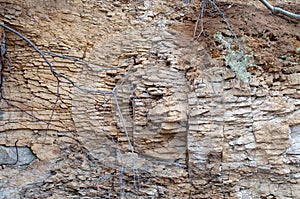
[214,32,254,83]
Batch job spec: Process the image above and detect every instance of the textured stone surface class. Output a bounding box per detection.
[0,144,36,166]
[0,0,300,198]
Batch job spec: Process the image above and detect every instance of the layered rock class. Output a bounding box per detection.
[0,0,299,198]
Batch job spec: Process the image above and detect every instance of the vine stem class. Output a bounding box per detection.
[259,0,300,19]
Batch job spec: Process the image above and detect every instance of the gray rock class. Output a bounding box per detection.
[0,145,36,166]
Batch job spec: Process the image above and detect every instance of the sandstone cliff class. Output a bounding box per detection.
[0,0,299,198]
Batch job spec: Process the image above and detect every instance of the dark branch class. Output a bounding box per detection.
[0,23,57,75]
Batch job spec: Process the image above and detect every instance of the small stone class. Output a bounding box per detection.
[106,11,115,17]
[287,73,300,85]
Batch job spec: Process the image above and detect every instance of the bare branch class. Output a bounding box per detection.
[259,0,300,19]
[193,0,237,40]
[0,23,57,76]
[0,23,120,96]
[193,0,207,39]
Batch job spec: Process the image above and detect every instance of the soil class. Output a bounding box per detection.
[171,1,300,75]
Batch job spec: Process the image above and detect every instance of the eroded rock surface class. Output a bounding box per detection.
[0,0,299,198]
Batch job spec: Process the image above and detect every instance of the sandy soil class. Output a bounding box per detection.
[171,1,300,75]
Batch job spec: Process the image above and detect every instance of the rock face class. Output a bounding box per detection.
[0,0,300,198]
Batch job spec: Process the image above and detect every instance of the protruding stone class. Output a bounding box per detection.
[0,145,36,166]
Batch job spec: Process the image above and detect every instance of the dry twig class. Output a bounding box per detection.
[259,0,300,19]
